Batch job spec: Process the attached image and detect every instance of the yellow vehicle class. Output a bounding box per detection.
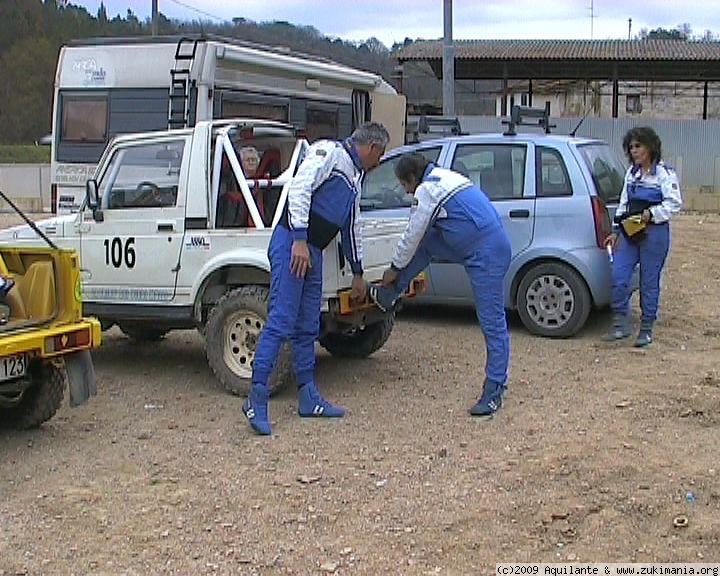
[0,192,101,429]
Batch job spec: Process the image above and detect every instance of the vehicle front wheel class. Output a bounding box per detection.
[204,285,293,397]
[516,262,591,338]
[318,313,395,358]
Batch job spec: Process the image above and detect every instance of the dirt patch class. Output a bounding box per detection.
[1,214,719,574]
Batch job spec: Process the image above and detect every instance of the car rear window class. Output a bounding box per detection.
[577,143,626,204]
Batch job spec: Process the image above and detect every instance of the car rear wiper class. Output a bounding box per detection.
[0,189,58,249]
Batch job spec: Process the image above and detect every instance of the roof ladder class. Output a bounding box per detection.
[168,37,199,129]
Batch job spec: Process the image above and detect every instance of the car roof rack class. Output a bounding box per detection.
[406,115,465,143]
[502,103,556,136]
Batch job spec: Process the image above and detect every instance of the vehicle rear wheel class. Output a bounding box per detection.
[2,361,66,429]
[318,313,395,358]
[205,285,293,397]
[516,262,591,338]
[119,321,169,342]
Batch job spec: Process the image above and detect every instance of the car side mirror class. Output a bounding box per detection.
[85,179,103,222]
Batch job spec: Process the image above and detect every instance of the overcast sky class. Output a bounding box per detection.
[72,0,720,46]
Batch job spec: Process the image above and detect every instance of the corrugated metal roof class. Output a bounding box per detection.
[396,40,720,62]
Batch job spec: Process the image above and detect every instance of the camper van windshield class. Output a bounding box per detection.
[61,95,108,143]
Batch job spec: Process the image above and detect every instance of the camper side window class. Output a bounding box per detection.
[99,140,185,210]
[61,95,108,143]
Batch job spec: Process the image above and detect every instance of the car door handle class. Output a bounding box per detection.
[157,222,174,232]
[508,209,530,219]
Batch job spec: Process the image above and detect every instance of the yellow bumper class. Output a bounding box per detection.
[0,318,102,361]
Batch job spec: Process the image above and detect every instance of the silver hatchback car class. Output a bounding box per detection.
[361,122,631,338]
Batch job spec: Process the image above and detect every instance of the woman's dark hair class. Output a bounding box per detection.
[622,126,662,164]
[394,152,431,183]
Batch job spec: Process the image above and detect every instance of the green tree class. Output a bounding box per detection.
[0,37,56,143]
[0,0,44,56]
[640,25,689,40]
[97,2,108,25]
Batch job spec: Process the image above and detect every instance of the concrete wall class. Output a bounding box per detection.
[0,164,51,212]
[683,190,720,212]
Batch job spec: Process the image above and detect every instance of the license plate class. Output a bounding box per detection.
[1,354,27,382]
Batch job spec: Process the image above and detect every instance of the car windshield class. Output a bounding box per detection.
[577,143,626,204]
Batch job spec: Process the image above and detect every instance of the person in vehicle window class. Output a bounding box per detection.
[368,152,512,419]
[239,146,260,177]
[216,146,263,228]
[243,122,390,436]
[239,146,265,226]
[605,126,682,347]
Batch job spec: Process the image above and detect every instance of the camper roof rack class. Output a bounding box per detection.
[502,103,556,136]
[406,115,464,143]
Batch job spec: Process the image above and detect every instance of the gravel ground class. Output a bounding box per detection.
[1,213,719,575]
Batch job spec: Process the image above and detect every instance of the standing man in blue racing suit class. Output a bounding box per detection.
[369,152,512,418]
[243,122,390,435]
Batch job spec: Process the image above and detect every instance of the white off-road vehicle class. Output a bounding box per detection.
[1,119,422,396]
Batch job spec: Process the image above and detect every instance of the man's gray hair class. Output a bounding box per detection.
[352,121,390,148]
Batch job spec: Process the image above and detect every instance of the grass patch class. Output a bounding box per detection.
[0,145,51,164]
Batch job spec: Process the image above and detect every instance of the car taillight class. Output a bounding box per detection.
[591,196,611,248]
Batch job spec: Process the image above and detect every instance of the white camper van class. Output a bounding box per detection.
[50,34,406,213]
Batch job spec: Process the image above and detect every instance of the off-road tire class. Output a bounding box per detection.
[516,262,591,338]
[205,285,293,397]
[10,361,66,429]
[318,313,395,358]
[119,321,169,342]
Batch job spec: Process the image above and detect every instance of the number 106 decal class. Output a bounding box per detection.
[104,237,136,268]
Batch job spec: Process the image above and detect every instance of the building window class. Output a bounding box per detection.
[626,94,642,114]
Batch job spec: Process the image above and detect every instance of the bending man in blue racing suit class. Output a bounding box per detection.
[243,122,390,435]
[369,152,512,418]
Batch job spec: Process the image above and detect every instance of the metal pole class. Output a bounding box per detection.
[152,0,159,36]
[442,0,455,116]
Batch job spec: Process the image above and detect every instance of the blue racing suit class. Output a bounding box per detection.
[611,161,682,323]
[251,138,364,390]
[389,164,512,386]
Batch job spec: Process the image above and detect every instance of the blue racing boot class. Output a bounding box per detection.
[470,379,503,419]
[298,383,346,418]
[243,386,271,435]
[604,313,632,341]
[634,320,654,348]
[368,284,399,313]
